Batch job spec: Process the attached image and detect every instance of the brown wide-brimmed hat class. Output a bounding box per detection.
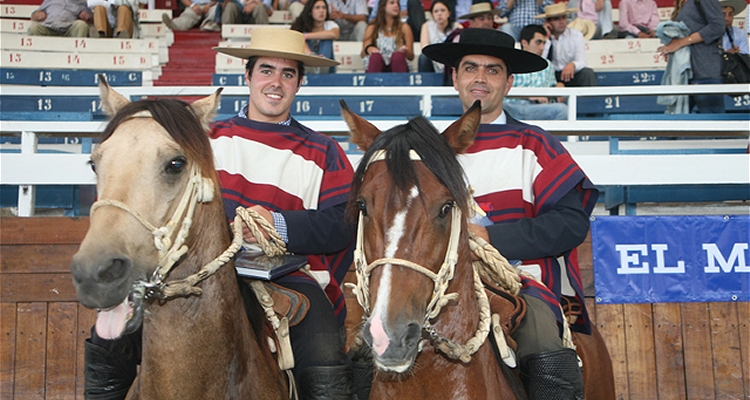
[457,2,502,20]
[422,28,548,73]
[534,2,577,18]
[213,28,339,67]
[719,0,747,14]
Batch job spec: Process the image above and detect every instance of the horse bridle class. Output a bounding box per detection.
[90,112,244,301]
[351,149,491,363]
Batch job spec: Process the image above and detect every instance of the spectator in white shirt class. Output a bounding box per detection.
[537,3,597,86]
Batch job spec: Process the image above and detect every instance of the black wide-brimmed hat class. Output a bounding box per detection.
[422,28,548,74]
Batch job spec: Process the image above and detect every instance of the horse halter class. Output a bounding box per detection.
[90,112,242,301]
[351,149,491,363]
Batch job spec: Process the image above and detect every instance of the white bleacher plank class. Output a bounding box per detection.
[216,40,251,48]
[585,38,661,54]
[221,24,289,40]
[0,50,159,71]
[0,4,36,19]
[587,50,666,71]
[269,10,293,24]
[0,35,160,54]
[138,9,172,22]
[0,18,29,33]
[333,41,361,55]
[215,52,246,72]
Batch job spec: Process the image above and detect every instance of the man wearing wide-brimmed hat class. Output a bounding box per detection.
[423,28,598,400]
[497,0,553,41]
[720,0,749,54]
[536,2,597,87]
[456,2,502,28]
[211,28,358,400]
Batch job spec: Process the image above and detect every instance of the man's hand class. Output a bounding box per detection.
[31,10,47,21]
[560,62,575,82]
[240,205,273,243]
[79,10,92,21]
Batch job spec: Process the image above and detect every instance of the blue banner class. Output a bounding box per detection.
[592,216,749,304]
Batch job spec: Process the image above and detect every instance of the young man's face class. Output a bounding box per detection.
[244,57,302,123]
[522,31,547,56]
[452,54,514,123]
[723,6,735,30]
[469,13,494,29]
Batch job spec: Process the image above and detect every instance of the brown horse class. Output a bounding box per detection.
[70,81,288,399]
[341,102,615,400]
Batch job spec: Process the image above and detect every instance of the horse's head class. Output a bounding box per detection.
[343,100,482,374]
[70,78,222,340]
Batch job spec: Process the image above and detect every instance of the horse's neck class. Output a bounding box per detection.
[137,203,267,397]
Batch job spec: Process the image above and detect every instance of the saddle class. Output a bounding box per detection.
[239,278,310,370]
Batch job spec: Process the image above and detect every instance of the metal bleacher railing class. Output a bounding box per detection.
[1,83,749,217]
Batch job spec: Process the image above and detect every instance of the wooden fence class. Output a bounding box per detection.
[1,217,748,399]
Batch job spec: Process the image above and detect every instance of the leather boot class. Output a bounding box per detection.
[84,329,140,400]
[297,365,357,400]
[520,348,585,400]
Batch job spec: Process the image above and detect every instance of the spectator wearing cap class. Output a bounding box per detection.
[537,2,597,86]
[720,0,748,54]
[28,0,92,37]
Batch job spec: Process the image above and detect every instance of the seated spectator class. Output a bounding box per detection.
[280,0,305,21]
[291,0,340,73]
[456,1,500,30]
[571,0,603,39]
[162,0,220,31]
[88,0,135,38]
[367,0,424,38]
[537,3,597,86]
[504,24,569,120]
[329,0,368,40]
[28,0,91,37]
[361,0,414,72]
[418,0,461,72]
[217,0,272,28]
[720,0,748,54]
[497,0,553,41]
[617,0,659,38]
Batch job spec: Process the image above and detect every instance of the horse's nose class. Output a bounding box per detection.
[71,254,133,286]
[398,322,422,349]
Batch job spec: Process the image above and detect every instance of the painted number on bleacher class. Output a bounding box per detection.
[234,100,248,112]
[3,6,18,14]
[39,71,52,82]
[359,100,374,113]
[296,100,310,113]
[654,53,667,64]
[632,72,656,84]
[20,37,33,47]
[604,96,620,109]
[8,53,21,63]
[352,75,366,86]
[113,56,126,65]
[68,55,81,65]
[75,39,87,49]
[120,41,132,50]
[12,21,26,30]
[91,100,102,112]
[627,40,641,50]
[409,74,422,85]
[732,94,750,107]
[37,98,52,111]
[600,55,615,65]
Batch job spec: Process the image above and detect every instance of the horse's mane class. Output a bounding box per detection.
[348,117,470,220]
[101,99,217,178]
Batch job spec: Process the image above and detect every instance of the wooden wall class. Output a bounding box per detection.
[1,217,748,399]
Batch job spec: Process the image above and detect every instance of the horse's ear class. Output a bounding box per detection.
[191,88,223,132]
[98,74,130,117]
[340,99,381,151]
[441,100,481,154]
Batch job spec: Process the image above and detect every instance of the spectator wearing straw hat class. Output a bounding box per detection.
[537,2,597,86]
[720,0,748,54]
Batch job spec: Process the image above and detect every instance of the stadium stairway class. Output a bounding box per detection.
[154,30,221,86]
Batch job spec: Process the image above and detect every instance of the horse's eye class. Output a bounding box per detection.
[166,157,186,174]
[439,202,453,218]
[88,160,96,173]
[357,199,368,216]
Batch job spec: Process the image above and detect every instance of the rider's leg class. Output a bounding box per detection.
[283,281,356,400]
[84,326,141,400]
[512,294,584,400]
